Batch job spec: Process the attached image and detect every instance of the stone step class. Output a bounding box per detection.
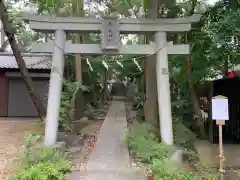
[67,168,146,180]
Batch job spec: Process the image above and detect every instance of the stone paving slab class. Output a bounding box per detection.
[68,169,145,180]
[86,101,130,170]
[68,101,146,180]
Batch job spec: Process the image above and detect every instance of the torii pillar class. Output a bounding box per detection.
[44,30,66,146]
[155,32,173,145]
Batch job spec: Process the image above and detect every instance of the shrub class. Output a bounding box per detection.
[8,134,71,180]
[125,122,217,180]
[173,118,196,149]
[126,122,168,164]
[151,159,195,180]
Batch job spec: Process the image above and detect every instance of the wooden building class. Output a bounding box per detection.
[208,77,240,144]
[0,52,51,117]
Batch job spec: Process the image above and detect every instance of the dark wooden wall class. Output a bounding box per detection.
[0,72,8,116]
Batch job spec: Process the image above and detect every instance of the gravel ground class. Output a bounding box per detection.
[0,119,44,179]
[67,104,110,172]
[67,120,104,171]
[0,104,109,179]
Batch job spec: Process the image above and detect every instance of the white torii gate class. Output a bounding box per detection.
[23,14,200,146]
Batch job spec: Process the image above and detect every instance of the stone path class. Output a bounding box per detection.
[68,101,145,180]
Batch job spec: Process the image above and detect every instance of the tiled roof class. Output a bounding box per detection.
[0,52,52,69]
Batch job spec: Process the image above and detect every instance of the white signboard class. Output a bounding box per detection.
[211,98,229,120]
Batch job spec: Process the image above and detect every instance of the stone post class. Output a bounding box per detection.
[44,29,66,146]
[155,31,173,145]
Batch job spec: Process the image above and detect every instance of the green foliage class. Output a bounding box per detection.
[208,8,240,54]
[7,4,40,51]
[8,134,71,180]
[125,122,195,179]
[10,162,68,180]
[126,82,145,108]
[152,159,195,180]
[59,80,90,130]
[169,0,240,133]
[173,118,196,149]
[125,122,217,180]
[59,90,70,130]
[126,122,168,163]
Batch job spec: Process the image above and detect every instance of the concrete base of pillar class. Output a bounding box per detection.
[168,146,184,166]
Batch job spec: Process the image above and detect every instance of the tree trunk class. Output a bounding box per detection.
[72,0,85,122]
[224,55,229,76]
[144,0,159,132]
[186,55,206,138]
[0,1,46,120]
[72,0,84,81]
[103,70,108,102]
[184,1,207,139]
